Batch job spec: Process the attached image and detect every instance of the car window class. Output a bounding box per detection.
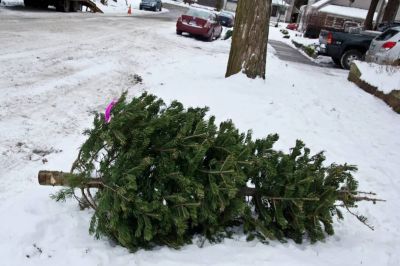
[186,9,212,20]
[376,29,400,41]
[220,12,233,18]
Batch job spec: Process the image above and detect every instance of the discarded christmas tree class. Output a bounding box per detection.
[40,92,383,251]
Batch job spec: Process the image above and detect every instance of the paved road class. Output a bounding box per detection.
[0,4,328,70]
[268,40,318,66]
[0,2,188,21]
[137,3,188,21]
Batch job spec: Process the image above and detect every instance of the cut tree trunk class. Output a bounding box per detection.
[364,0,380,30]
[38,170,385,204]
[38,170,103,188]
[382,0,400,23]
[225,0,272,79]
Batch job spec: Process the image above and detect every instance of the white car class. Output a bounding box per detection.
[366,26,400,65]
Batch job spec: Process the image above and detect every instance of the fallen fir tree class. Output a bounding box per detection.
[39,92,383,251]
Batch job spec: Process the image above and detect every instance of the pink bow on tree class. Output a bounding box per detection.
[104,100,117,123]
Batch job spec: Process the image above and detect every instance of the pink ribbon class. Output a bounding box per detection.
[105,100,117,123]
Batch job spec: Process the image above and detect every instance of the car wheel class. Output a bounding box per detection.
[70,1,80,11]
[331,57,341,66]
[39,2,49,8]
[24,0,34,7]
[340,49,362,70]
[176,30,182,35]
[56,0,70,12]
[207,30,214,42]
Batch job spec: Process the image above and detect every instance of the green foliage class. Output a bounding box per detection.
[223,29,233,40]
[63,93,362,251]
[51,188,74,202]
[304,45,316,58]
[280,29,289,35]
[291,40,317,58]
[292,40,303,48]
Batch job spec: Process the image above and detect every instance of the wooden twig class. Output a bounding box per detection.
[81,187,97,210]
[86,188,98,209]
[350,195,386,203]
[344,204,375,231]
[199,170,235,174]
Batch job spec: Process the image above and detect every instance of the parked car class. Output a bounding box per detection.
[365,27,400,65]
[139,0,162,12]
[176,8,223,41]
[318,29,380,69]
[286,23,298,31]
[377,21,400,32]
[218,11,235,28]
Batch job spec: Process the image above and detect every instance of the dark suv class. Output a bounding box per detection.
[139,0,162,12]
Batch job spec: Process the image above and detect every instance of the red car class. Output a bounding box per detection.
[286,23,298,31]
[176,8,223,41]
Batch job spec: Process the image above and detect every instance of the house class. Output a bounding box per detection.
[284,0,309,22]
[196,0,227,9]
[294,0,400,38]
[294,0,381,37]
[271,0,289,19]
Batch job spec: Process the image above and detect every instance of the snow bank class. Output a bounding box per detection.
[269,25,319,48]
[356,61,400,93]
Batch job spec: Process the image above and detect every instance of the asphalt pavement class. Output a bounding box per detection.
[0,4,325,68]
[268,40,318,66]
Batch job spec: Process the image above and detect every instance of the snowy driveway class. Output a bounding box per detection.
[1,6,400,266]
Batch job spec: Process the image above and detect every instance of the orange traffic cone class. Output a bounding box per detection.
[128,4,132,15]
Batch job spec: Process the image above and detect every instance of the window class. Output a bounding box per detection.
[376,29,400,41]
[186,9,212,20]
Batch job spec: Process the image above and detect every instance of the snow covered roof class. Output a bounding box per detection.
[311,0,332,9]
[272,0,289,7]
[319,4,377,20]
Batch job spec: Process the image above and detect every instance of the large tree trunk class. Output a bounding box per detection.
[225,0,272,79]
[382,0,400,23]
[364,0,380,30]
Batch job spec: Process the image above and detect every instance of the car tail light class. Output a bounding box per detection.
[204,20,211,28]
[327,32,333,44]
[382,41,396,50]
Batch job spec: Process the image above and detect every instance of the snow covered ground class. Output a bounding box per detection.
[268,24,335,66]
[1,7,400,266]
[355,61,400,93]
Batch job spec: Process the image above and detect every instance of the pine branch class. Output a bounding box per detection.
[199,170,235,174]
[344,204,375,231]
[183,133,208,140]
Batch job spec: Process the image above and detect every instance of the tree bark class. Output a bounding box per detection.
[38,170,103,188]
[39,170,384,204]
[225,0,272,79]
[364,0,380,30]
[382,0,400,23]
